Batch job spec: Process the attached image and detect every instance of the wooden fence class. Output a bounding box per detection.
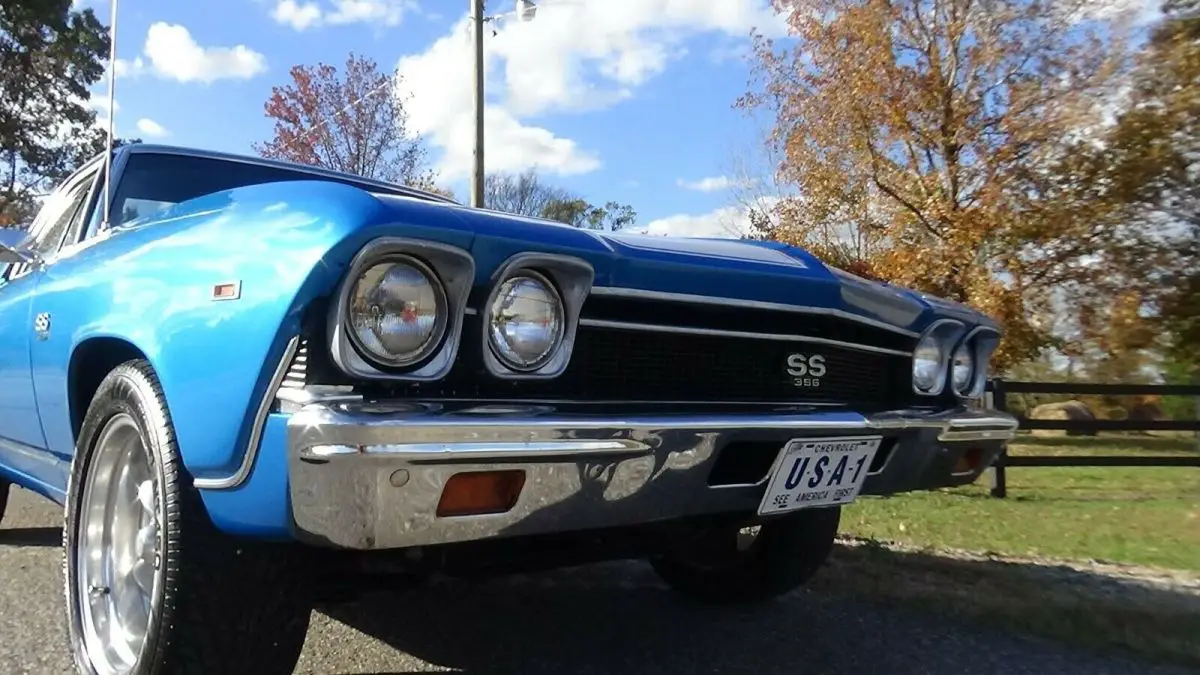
[985,379,1200,498]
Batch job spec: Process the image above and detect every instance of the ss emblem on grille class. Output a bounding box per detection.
[786,353,826,388]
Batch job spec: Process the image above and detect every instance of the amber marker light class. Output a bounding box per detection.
[212,282,242,301]
[953,447,985,475]
[436,470,526,517]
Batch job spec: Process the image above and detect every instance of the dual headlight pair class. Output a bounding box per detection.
[344,253,568,374]
[911,320,997,398]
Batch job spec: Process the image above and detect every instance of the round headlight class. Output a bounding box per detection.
[347,258,447,367]
[950,342,974,394]
[912,333,945,392]
[487,272,565,371]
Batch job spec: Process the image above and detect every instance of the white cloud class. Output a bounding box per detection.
[677,175,734,192]
[271,0,413,30]
[397,1,783,181]
[113,57,145,78]
[136,118,170,138]
[142,23,267,83]
[633,203,759,239]
[488,1,784,116]
[272,0,323,30]
[397,24,600,180]
[1070,0,1161,24]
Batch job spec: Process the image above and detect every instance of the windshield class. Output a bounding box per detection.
[102,151,444,229]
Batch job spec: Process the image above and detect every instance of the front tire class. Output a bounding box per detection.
[650,506,841,605]
[63,360,312,674]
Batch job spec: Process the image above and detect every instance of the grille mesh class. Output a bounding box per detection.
[373,319,917,408]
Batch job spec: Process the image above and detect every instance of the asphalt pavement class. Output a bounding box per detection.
[1,486,1194,675]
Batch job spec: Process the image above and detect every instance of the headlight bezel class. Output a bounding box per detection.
[345,255,450,369]
[953,325,1001,399]
[327,237,475,382]
[949,340,975,395]
[911,318,966,396]
[481,252,594,380]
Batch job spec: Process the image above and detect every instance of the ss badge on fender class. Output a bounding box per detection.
[786,353,825,388]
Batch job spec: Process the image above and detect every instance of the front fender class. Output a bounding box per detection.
[31,180,476,485]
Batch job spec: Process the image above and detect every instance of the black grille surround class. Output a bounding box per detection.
[303,291,940,411]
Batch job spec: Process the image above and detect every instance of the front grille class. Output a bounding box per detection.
[546,325,911,404]
[303,293,928,409]
[332,320,916,409]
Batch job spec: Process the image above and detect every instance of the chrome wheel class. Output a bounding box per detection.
[76,413,162,675]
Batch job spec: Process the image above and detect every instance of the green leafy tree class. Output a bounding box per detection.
[0,0,110,227]
[484,169,571,216]
[1102,0,1200,373]
[541,198,637,231]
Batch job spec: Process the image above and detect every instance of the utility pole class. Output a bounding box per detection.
[470,0,486,208]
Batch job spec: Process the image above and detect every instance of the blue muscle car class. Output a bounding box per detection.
[0,143,1017,674]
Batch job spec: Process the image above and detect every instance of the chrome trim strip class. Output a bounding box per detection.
[579,318,914,357]
[291,403,1019,436]
[938,428,1016,443]
[194,335,300,490]
[588,286,921,338]
[943,411,1015,429]
[276,385,359,406]
[0,435,59,465]
[302,439,651,463]
[276,386,864,409]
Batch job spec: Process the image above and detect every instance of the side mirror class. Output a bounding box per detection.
[0,242,40,266]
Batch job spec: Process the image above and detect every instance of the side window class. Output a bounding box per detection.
[6,172,96,279]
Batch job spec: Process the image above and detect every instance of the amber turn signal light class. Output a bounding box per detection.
[953,447,985,475]
[436,470,526,517]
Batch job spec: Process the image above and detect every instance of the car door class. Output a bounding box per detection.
[0,167,99,492]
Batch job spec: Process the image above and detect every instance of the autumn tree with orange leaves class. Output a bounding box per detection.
[254,53,439,191]
[739,0,1158,369]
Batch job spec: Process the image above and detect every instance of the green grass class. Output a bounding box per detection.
[841,434,1200,571]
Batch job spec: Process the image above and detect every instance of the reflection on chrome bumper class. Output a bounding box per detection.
[286,401,1018,550]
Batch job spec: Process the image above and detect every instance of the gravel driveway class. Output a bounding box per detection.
[1,487,1194,675]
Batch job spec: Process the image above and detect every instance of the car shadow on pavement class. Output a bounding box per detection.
[315,543,1200,675]
[0,526,62,547]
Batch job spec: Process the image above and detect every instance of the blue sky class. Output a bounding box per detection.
[83,0,792,236]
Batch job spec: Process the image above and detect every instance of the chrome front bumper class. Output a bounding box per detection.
[286,401,1018,550]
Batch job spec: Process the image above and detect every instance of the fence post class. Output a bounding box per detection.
[1194,393,1199,454]
[989,378,1008,498]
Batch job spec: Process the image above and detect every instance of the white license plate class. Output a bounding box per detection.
[757,436,882,515]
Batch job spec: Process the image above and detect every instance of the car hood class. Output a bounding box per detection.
[379,196,994,334]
